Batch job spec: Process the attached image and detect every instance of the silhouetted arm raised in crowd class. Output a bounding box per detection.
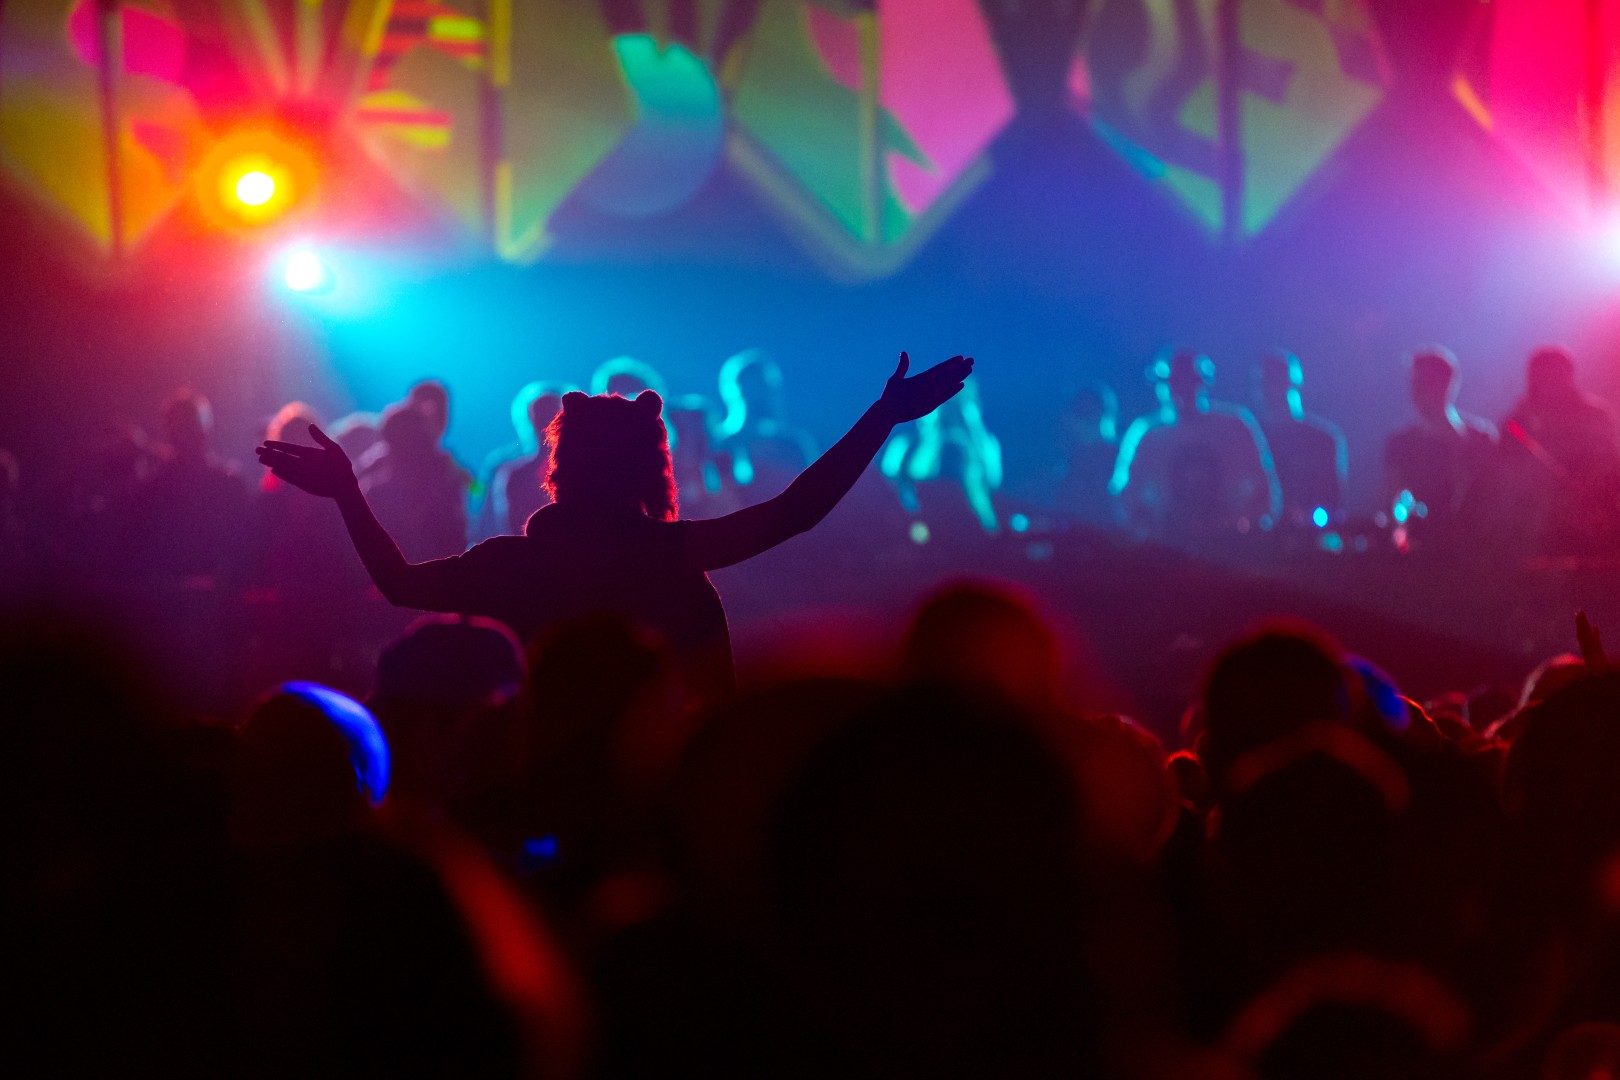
[255,426,450,609]
[683,352,973,572]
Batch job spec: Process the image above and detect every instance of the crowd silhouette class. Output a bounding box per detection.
[7,342,1620,1077]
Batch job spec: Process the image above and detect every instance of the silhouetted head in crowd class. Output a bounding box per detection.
[544,390,677,520]
[1200,622,1353,790]
[231,682,388,849]
[1257,350,1306,420]
[377,614,526,713]
[768,684,1100,1077]
[1503,671,1620,896]
[904,581,1060,710]
[591,355,666,400]
[379,401,438,464]
[1217,731,1407,950]
[510,381,569,455]
[1062,382,1118,446]
[720,348,785,428]
[1524,345,1579,407]
[162,388,213,462]
[1224,956,1471,1080]
[328,411,381,460]
[371,615,528,810]
[1520,651,1588,708]
[407,379,450,440]
[1154,348,1215,417]
[669,394,716,458]
[266,401,320,445]
[1408,348,1460,425]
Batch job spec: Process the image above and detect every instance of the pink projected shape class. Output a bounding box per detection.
[66,0,186,84]
[807,9,863,92]
[1491,0,1589,212]
[879,0,1013,215]
[804,0,1013,217]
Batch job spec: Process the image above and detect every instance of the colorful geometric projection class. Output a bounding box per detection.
[1070,0,1390,239]
[0,0,1616,274]
[729,0,1015,277]
[0,0,202,253]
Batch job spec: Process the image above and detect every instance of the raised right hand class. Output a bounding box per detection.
[256,424,359,499]
[878,352,975,424]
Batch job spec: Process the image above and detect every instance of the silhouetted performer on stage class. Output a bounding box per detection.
[715,348,818,498]
[258,353,972,706]
[1110,349,1279,539]
[1384,347,1496,530]
[1052,381,1120,527]
[882,375,1004,535]
[1254,350,1347,527]
[1501,346,1620,553]
[668,394,740,519]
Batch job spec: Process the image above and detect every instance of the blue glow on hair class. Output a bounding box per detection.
[281,681,391,803]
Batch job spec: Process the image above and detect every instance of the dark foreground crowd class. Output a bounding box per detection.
[10,584,1620,1080]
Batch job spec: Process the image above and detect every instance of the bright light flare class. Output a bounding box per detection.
[197,129,317,229]
[282,247,332,294]
[1605,216,1620,268]
[234,170,277,207]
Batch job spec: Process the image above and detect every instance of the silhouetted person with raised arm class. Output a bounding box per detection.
[259,353,973,708]
[1254,350,1348,528]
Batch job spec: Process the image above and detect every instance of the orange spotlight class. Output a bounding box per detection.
[196,130,318,230]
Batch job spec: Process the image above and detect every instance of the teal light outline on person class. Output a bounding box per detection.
[1255,348,1348,524]
[1109,347,1281,530]
[1109,348,1219,497]
[880,374,1003,532]
[715,348,816,486]
[670,393,726,497]
[510,380,578,456]
[591,356,668,398]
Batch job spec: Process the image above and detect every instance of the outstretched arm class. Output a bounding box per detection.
[255,425,453,609]
[683,353,973,572]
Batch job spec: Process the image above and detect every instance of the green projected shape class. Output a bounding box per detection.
[575,34,726,217]
[1073,0,1389,241]
[1239,0,1384,235]
[729,0,1014,278]
[496,0,636,261]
